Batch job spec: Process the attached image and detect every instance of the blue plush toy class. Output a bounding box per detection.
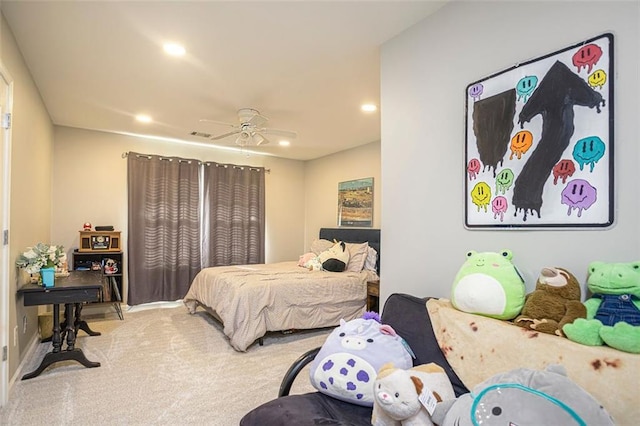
[309,313,413,407]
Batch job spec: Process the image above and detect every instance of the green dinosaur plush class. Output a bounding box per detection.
[451,250,526,320]
[563,261,640,353]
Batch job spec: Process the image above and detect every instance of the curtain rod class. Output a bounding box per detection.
[121,152,270,173]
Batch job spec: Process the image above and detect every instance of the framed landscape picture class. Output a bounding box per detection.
[338,177,373,227]
[464,33,613,229]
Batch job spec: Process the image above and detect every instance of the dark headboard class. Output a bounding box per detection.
[319,228,381,273]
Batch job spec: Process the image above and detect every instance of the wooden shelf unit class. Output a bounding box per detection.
[72,250,124,320]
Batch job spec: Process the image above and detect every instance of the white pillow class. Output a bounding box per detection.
[364,246,378,272]
[310,239,334,255]
[345,242,369,272]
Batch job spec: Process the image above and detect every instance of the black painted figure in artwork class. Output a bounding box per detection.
[472,89,517,177]
[513,61,605,221]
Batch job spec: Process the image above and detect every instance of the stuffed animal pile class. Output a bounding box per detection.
[563,260,640,353]
[514,266,586,336]
[372,363,455,426]
[451,250,526,320]
[298,240,350,272]
[310,313,413,406]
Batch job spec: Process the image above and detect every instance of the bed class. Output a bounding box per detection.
[183,228,381,351]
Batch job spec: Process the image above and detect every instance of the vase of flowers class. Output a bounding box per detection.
[16,243,67,287]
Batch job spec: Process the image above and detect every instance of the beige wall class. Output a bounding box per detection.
[1,13,55,379]
[51,126,308,304]
[303,140,381,251]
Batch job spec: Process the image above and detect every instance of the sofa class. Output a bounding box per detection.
[240,293,638,425]
[240,293,469,425]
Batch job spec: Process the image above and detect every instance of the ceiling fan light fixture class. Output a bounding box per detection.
[279,140,290,146]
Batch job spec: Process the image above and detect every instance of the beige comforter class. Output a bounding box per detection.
[183,261,377,351]
[427,299,639,426]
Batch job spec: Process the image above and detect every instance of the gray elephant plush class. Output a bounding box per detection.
[432,365,614,426]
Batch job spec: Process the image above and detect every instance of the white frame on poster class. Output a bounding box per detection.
[464,33,614,229]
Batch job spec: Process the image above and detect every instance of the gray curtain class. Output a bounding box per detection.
[201,162,265,267]
[127,153,201,305]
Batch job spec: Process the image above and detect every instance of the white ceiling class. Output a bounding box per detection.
[1,1,445,161]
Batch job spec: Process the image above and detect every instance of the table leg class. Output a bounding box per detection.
[74,303,101,336]
[64,303,76,350]
[51,304,62,354]
[21,304,101,380]
[21,349,101,380]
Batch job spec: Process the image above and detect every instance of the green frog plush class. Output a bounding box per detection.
[451,250,526,320]
[563,261,640,353]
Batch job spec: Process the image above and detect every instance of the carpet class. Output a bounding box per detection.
[0,305,331,425]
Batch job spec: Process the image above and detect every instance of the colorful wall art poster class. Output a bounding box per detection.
[338,177,374,227]
[465,33,613,229]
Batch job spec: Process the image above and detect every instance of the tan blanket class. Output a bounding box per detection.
[427,299,639,425]
[183,261,377,351]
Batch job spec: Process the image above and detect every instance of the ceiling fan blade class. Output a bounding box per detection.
[254,133,270,146]
[210,129,241,140]
[199,118,237,128]
[258,128,297,139]
[238,108,268,127]
[247,113,267,127]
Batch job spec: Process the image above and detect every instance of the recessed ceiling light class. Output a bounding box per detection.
[279,140,291,147]
[163,43,186,56]
[136,114,152,123]
[361,104,377,112]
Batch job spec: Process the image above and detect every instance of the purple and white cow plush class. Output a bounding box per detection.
[309,313,413,407]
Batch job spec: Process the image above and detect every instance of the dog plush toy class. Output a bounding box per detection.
[372,363,455,426]
[432,365,614,426]
[451,250,526,320]
[563,261,640,353]
[514,267,586,336]
[317,241,350,272]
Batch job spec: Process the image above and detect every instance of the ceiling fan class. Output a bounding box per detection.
[190,108,297,147]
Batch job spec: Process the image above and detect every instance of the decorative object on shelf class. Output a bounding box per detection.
[29,273,40,284]
[83,222,92,231]
[40,267,55,288]
[103,258,119,274]
[79,231,121,252]
[16,243,67,287]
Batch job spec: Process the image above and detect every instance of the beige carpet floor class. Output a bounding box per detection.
[0,305,330,425]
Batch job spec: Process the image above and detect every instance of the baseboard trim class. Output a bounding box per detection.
[8,332,40,392]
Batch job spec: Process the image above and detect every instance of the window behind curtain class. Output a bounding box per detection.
[127,153,265,305]
[201,162,265,267]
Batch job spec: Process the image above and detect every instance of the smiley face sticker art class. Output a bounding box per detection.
[471,182,492,212]
[465,33,613,228]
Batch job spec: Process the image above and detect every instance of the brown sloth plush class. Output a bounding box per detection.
[514,267,586,337]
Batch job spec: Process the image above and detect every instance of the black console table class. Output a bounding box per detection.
[17,271,103,380]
